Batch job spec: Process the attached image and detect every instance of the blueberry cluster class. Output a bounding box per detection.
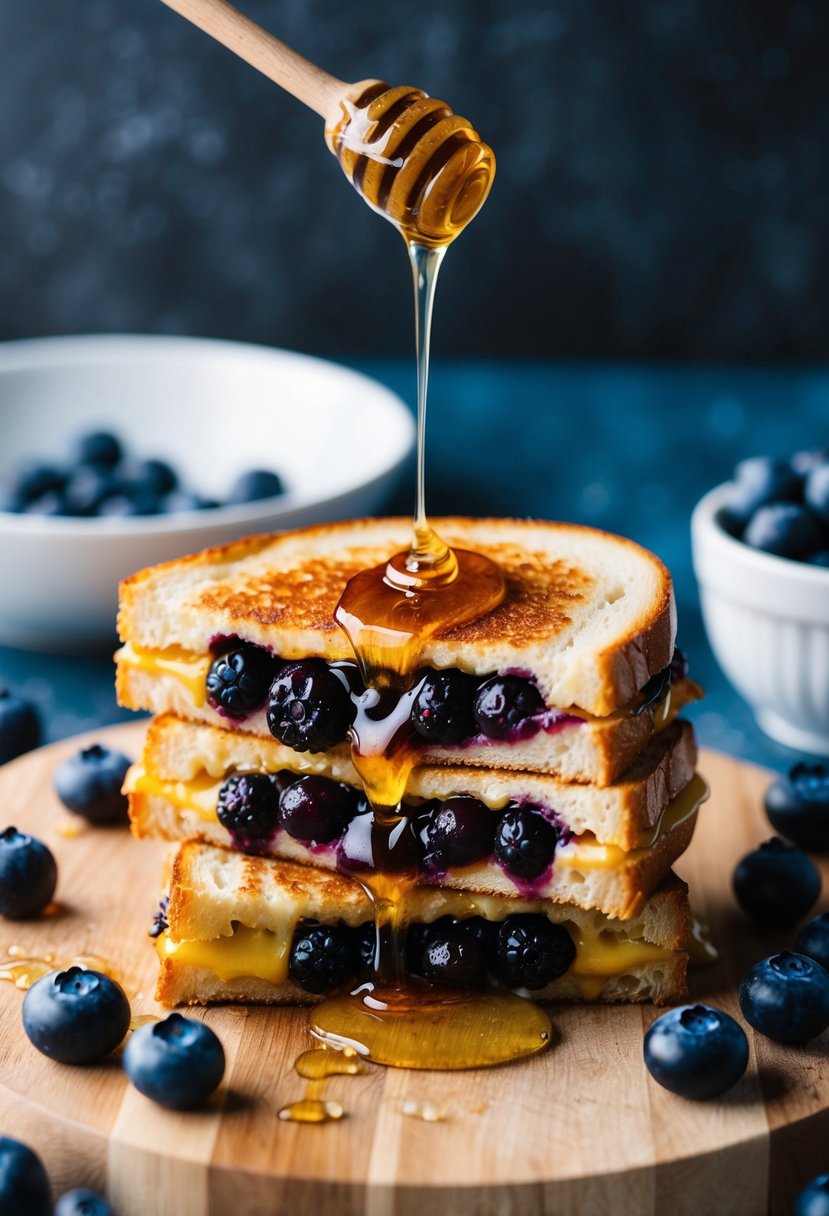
[288,913,576,994]
[720,451,829,562]
[0,427,284,518]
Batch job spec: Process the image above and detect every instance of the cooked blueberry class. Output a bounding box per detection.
[465,915,499,956]
[422,796,492,870]
[22,967,130,1064]
[643,1004,748,1099]
[148,894,169,939]
[732,837,821,926]
[722,456,803,530]
[216,773,280,847]
[206,643,276,719]
[355,921,376,972]
[0,827,57,919]
[10,461,67,505]
[405,921,436,976]
[0,1136,51,1216]
[805,461,829,525]
[227,469,284,504]
[278,775,359,843]
[411,670,477,743]
[795,912,829,973]
[765,764,829,851]
[739,951,829,1044]
[267,660,355,752]
[494,804,558,880]
[119,457,178,497]
[496,914,575,990]
[743,502,824,558]
[53,744,132,825]
[71,430,122,468]
[0,685,41,763]
[339,810,421,873]
[422,921,487,986]
[62,465,116,516]
[123,1013,225,1109]
[289,921,355,993]
[55,1188,114,1216]
[472,675,544,739]
[796,1174,829,1216]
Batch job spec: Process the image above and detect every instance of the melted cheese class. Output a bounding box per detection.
[128,767,223,822]
[117,642,212,708]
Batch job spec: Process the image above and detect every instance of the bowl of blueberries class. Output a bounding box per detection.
[0,334,414,651]
[692,448,829,754]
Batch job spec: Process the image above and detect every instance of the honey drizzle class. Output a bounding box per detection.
[0,946,118,991]
[278,1046,362,1124]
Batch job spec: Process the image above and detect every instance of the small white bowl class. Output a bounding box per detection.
[692,483,829,755]
[0,335,414,651]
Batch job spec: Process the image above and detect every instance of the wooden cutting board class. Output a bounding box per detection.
[0,723,827,1216]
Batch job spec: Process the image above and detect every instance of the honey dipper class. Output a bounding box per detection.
[159,0,495,246]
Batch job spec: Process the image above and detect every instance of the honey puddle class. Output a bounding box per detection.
[278,1046,363,1124]
[0,947,118,991]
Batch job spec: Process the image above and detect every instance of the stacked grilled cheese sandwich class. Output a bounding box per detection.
[118,517,704,1007]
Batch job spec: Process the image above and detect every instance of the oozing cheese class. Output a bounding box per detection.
[117,642,212,707]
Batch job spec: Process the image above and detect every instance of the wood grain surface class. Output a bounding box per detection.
[0,723,827,1216]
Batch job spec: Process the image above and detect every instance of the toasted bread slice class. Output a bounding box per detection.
[154,843,690,1006]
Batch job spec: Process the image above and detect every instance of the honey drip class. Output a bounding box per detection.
[1,946,119,991]
[278,1047,362,1124]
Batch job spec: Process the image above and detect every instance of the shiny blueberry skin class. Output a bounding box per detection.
[739,951,829,1044]
[411,670,477,743]
[72,430,123,468]
[722,456,803,530]
[805,461,829,525]
[289,922,355,994]
[0,686,41,763]
[765,764,829,851]
[216,773,280,848]
[278,775,360,843]
[0,827,57,919]
[206,643,276,719]
[55,1188,115,1216]
[472,675,545,739]
[743,502,824,558]
[496,914,575,990]
[796,1174,829,1216]
[23,967,131,1064]
[795,913,829,972]
[123,1013,225,1109]
[422,796,493,871]
[53,744,132,825]
[0,1136,52,1216]
[227,469,284,503]
[421,920,487,987]
[267,660,355,752]
[732,837,821,926]
[494,804,558,880]
[644,1004,749,1099]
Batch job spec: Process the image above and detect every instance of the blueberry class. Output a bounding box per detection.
[10,461,67,505]
[267,660,355,752]
[55,1188,114,1216]
[62,466,116,516]
[22,967,131,1064]
[278,775,359,843]
[496,914,575,990]
[71,430,122,468]
[739,951,829,1043]
[422,796,493,870]
[732,837,821,926]
[53,744,132,825]
[411,670,477,743]
[24,491,66,516]
[97,484,160,517]
[339,809,421,873]
[494,804,558,880]
[723,456,803,529]
[808,550,829,568]
[472,675,544,739]
[216,773,280,848]
[206,643,276,719]
[805,461,829,525]
[119,457,178,497]
[227,469,284,504]
[0,827,57,918]
[643,1004,749,1099]
[123,1013,225,1109]
[421,920,487,986]
[355,921,376,972]
[0,1136,51,1216]
[795,913,829,972]
[743,503,824,559]
[796,1174,829,1216]
[288,921,355,993]
[0,685,41,763]
[405,921,436,976]
[161,491,208,514]
[765,764,829,851]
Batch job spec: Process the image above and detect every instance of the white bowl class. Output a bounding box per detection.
[692,483,829,755]
[0,335,414,651]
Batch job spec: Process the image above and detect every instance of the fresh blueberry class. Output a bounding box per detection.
[0,685,41,762]
[226,469,284,504]
[421,796,493,870]
[494,804,558,880]
[123,1013,225,1109]
[216,773,280,848]
[739,951,829,1044]
[55,1188,114,1216]
[743,502,824,559]
[410,670,477,743]
[267,660,355,752]
[795,913,829,973]
[53,744,132,825]
[97,484,160,517]
[10,461,67,505]
[732,837,821,926]
[472,675,544,739]
[0,1136,52,1216]
[765,764,829,851]
[722,456,803,530]
[278,775,359,844]
[289,921,355,993]
[62,466,117,516]
[808,550,829,568]
[796,1174,829,1216]
[643,1004,749,1099]
[421,920,487,986]
[118,457,178,497]
[0,827,57,918]
[24,491,66,516]
[22,967,131,1064]
[161,491,209,514]
[206,642,276,719]
[496,914,575,990]
[71,430,122,468]
[805,461,829,525]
